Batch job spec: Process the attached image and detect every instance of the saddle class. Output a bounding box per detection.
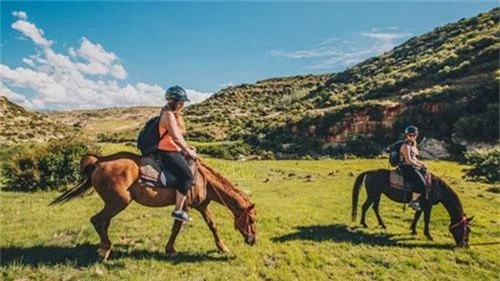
[389,168,432,195]
[138,154,198,189]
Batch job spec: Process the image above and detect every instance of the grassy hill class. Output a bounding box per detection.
[0,96,73,144]
[1,148,498,280]
[185,8,499,157]
[49,106,160,142]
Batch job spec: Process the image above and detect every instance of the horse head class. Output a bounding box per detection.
[235,203,257,246]
[450,214,474,248]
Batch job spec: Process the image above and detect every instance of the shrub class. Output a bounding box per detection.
[197,141,253,160]
[463,146,500,183]
[1,139,99,192]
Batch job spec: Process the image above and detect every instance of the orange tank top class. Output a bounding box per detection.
[158,111,182,152]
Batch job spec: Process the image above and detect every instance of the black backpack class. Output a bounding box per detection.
[137,116,168,156]
[387,140,405,167]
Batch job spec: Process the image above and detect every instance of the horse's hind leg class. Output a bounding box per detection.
[195,203,230,253]
[360,197,375,228]
[91,201,129,259]
[372,197,386,229]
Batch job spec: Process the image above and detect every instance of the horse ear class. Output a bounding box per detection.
[249,203,255,210]
[467,216,474,223]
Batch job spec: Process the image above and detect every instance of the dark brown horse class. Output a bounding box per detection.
[51,152,257,259]
[351,169,473,247]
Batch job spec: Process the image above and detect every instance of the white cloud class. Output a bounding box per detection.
[1,11,210,110]
[11,14,53,47]
[1,82,34,108]
[12,11,28,20]
[220,81,234,88]
[269,29,413,69]
[185,89,213,105]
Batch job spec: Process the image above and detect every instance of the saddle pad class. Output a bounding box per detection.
[389,169,432,191]
[389,170,410,191]
[139,156,198,189]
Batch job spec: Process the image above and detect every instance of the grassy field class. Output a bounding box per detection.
[1,148,499,280]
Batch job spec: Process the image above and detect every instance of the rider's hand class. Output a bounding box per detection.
[186,148,198,159]
[421,162,428,169]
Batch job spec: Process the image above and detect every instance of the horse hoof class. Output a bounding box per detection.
[166,249,178,258]
[218,245,230,253]
[361,223,368,228]
[425,235,433,241]
[411,231,417,236]
[380,225,387,230]
[97,247,111,260]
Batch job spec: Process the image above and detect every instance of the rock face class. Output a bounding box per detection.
[323,103,406,143]
[419,138,451,159]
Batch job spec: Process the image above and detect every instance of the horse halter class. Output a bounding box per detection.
[449,214,468,245]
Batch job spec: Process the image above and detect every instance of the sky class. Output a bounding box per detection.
[0,1,497,110]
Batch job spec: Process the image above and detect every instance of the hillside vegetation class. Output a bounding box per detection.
[0,96,72,144]
[186,8,499,157]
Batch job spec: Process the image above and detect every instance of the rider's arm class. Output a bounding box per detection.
[160,111,189,151]
[401,144,422,168]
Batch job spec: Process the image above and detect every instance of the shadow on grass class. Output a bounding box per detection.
[271,224,453,250]
[1,243,234,268]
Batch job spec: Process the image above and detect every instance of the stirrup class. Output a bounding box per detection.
[171,210,190,222]
[408,201,422,212]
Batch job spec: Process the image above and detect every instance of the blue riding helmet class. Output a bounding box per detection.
[404,125,419,135]
[165,85,190,102]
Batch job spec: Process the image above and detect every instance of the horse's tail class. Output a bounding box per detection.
[352,171,370,222]
[49,154,99,206]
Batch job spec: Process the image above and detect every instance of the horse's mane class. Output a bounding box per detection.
[431,173,464,210]
[196,159,250,203]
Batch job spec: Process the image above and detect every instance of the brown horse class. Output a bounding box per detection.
[50,152,257,259]
[351,169,473,247]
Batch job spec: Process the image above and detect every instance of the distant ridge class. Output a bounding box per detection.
[0,96,71,143]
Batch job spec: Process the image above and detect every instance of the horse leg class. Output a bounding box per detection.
[165,219,184,258]
[195,203,230,253]
[360,197,375,228]
[423,206,433,241]
[409,211,422,235]
[90,202,128,260]
[372,197,386,229]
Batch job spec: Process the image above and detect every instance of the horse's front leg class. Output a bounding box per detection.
[165,219,184,258]
[196,203,230,253]
[423,206,433,241]
[409,211,422,235]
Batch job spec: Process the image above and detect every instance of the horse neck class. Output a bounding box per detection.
[438,180,464,224]
[208,178,249,218]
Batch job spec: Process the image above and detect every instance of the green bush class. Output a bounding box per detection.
[197,141,253,160]
[1,139,99,192]
[463,146,500,183]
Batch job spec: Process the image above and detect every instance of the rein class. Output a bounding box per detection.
[210,181,253,237]
[449,214,468,244]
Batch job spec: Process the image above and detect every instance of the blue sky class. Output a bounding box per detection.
[1,1,497,110]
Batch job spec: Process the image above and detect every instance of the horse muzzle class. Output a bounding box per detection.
[246,236,256,246]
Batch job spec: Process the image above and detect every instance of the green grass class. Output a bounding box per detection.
[1,156,499,280]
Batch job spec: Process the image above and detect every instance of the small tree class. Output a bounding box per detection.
[463,146,500,183]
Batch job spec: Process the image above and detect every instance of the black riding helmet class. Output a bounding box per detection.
[404,125,419,135]
[165,85,190,102]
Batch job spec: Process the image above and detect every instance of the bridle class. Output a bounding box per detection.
[449,214,468,245]
[211,183,255,237]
